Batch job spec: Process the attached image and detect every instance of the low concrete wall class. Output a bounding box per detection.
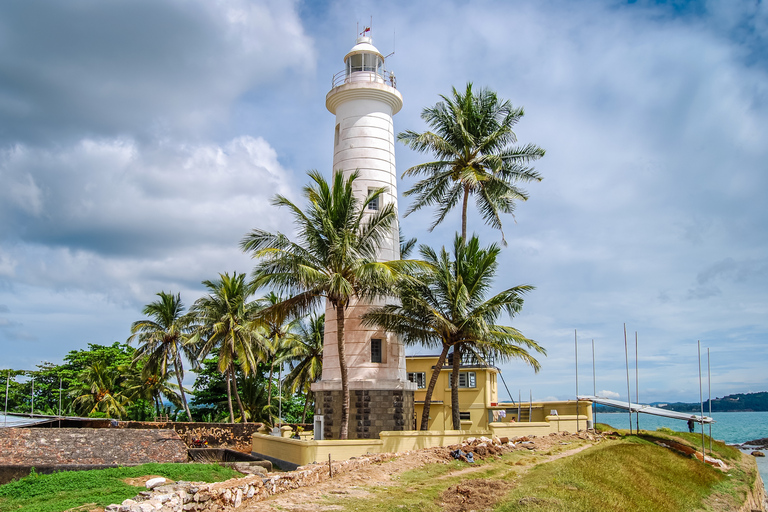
[253,409,592,468]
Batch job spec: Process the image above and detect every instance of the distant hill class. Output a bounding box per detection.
[593,391,768,413]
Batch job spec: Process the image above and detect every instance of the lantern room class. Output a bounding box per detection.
[345,36,384,76]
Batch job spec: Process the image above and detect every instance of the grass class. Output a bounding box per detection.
[497,438,725,511]
[0,463,242,512]
[319,432,753,512]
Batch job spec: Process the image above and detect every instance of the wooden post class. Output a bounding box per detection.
[329,453,333,478]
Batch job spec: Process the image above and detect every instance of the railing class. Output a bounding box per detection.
[331,69,397,89]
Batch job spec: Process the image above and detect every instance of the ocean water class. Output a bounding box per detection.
[597,411,768,491]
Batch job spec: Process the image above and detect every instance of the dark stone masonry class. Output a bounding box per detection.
[0,427,187,466]
[315,389,414,439]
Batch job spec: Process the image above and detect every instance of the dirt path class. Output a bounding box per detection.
[243,434,598,512]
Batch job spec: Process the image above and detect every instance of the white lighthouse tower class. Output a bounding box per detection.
[311,34,415,440]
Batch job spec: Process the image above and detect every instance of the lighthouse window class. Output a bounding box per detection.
[367,189,379,211]
[349,54,364,73]
[371,338,382,363]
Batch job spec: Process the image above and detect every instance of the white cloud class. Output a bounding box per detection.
[598,390,621,400]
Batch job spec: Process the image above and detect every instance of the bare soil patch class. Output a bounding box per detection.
[438,478,515,512]
[121,474,166,487]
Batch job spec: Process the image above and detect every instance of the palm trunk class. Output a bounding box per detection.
[336,303,350,440]
[266,361,274,406]
[225,365,235,423]
[461,185,470,241]
[301,391,311,424]
[230,365,248,423]
[174,351,193,422]
[451,344,462,430]
[420,343,451,430]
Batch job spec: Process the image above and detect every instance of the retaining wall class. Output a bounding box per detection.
[119,422,260,453]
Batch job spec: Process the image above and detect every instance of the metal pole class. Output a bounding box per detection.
[31,376,34,415]
[59,376,63,428]
[518,390,521,422]
[624,324,633,434]
[575,329,579,432]
[529,390,532,423]
[698,341,705,459]
[707,347,712,454]
[592,339,596,430]
[635,332,639,432]
[4,371,9,426]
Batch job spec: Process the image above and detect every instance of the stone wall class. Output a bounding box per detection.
[0,428,187,466]
[108,452,396,511]
[119,422,261,453]
[315,389,414,440]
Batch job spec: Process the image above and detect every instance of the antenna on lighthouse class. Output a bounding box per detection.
[384,30,396,59]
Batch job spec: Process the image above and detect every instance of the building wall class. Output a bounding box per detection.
[406,356,594,431]
[314,388,414,440]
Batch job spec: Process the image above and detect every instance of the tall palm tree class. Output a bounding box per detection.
[398,83,544,244]
[191,272,263,423]
[283,313,324,424]
[363,234,545,430]
[240,170,404,439]
[71,361,128,419]
[251,291,301,407]
[128,292,196,421]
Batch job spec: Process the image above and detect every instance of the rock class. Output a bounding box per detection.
[752,451,765,457]
[105,505,121,512]
[145,477,167,490]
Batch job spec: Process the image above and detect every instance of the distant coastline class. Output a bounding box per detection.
[594,391,768,413]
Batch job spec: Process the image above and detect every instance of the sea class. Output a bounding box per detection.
[597,411,768,491]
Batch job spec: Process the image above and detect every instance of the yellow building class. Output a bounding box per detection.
[406,352,592,431]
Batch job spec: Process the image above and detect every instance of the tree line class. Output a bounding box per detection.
[1,84,546,439]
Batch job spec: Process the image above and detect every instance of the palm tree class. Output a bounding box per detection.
[128,292,196,421]
[191,272,263,423]
[71,361,128,419]
[251,291,300,408]
[363,234,545,430]
[283,313,324,424]
[398,83,544,244]
[240,170,404,439]
[121,363,183,417]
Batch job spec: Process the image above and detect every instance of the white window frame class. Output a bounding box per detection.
[408,372,426,389]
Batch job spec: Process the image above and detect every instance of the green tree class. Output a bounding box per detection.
[128,292,197,421]
[252,291,300,408]
[283,314,324,424]
[241,170,404,439]
[70,360,128,419]
[364,235,545,430]
[191,272,263,423]
[121,362,183,417]
[398,83,544,243]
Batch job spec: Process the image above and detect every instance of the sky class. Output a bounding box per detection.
[1,0,766,405]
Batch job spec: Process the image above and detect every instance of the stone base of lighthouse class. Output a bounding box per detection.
[313,383,415,440]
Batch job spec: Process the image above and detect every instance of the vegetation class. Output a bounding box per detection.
[0,463,240,512]
[128,291,197,421]
[398,82,544,244]
[659,391,768,413]
[364,235,544,430]
[1,83,546,429]
[241,170,406,439]
[307,432,753,512]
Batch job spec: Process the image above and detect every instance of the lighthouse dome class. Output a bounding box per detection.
[344,36,385,77]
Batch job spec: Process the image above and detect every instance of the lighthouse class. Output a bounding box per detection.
[311,34,416,440]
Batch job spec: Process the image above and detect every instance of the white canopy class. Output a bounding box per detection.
[578,395,714,424]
